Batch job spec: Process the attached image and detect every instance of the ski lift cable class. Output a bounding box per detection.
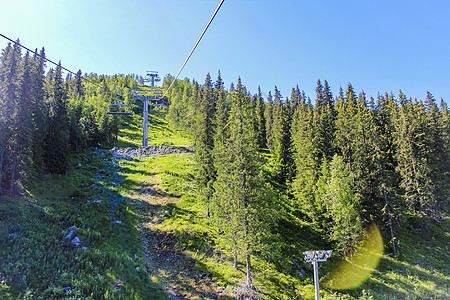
[162,0,225,99]
[0,32,117,97]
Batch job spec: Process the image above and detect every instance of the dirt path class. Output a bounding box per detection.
[113,152,232,299]
[135,190,228,299]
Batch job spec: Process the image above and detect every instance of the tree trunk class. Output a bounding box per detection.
[379,162,396,254]
[420,205,429,231]
[244,206,254,289]
[350,249,355,270]
[246,251,253,289]
[0,148,4,195]
[233,233,238,270]
[9,154,17,194]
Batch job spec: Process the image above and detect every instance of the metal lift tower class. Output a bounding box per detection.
[131,71,163,147]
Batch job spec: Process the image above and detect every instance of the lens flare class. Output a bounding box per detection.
[322,223,384,290]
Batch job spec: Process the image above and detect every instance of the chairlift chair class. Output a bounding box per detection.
[106,95,133,115]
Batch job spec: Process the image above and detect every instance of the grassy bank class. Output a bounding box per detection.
[0,151,165,299]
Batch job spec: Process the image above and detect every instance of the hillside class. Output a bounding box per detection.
[0,110,448,299]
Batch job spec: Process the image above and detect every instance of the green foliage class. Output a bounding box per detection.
[194,73,216,217]
[0,151,165,299]
[323,154,363,255]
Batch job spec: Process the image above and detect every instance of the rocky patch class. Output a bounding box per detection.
[109,145,194,160]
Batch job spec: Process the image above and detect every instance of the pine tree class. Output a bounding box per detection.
[271,86,291,184]
[213,71,228,157]
[366,93,400,253]
[212,77,268,289]
[12,51,34,187]
[438,99,450,203]
[0,43,13,194]
[264,91,274,150]
[424,92,448,213]
[291,94,318,222]
[317,80,336,160]
[254,86,266,149]
[335,84,357,163]
[323,154,364,265]
[352,91,380,218]
[394,97,435,228]
[44,62,69,174]
[0,41,23,193]
[30,48,48,173]
[195,73,216,217]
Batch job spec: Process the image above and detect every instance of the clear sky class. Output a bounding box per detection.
[1,0,449,104]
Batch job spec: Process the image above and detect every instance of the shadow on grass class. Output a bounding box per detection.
[135,199,235,299]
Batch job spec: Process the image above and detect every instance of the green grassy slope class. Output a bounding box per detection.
[0,110,448,299]
[115,111,192,148]
[115,111,450,299]
[0,151,166,299]
[113,111,450,299]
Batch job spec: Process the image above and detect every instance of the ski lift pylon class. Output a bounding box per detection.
[106,95,133,115]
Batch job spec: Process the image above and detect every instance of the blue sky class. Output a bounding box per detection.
[1,0,449,104]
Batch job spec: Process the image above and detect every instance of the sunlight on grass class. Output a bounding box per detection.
[116,111,192,148]
[323,223,383,290]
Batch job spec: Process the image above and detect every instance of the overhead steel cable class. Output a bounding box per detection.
[162,0,225,99]
[0,32,112,94]
[1,0,225,99]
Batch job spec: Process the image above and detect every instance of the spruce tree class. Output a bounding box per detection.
[0,43,13,194]
[195,73,216,217]
[438,99,450,202]
[370,93,399,253]
[271,86,291,184]
[213,77,268,289]
[44,63,69,174]
[323,154,364,265]
[291,93,318,222]
[0,41,23,193]
[424,92,448,212]
[264,91,274,150]
[254,86,266,149]
[13,51,34,187]
[30,48,48,173]
[394,97,435,228]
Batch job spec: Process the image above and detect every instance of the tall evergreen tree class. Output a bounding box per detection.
[369,93,399,253]
[291,94,318,222]
[0,43,13,194]
[271,86,292,184]
[0,41,23,193]
[213,77,268,289]
[438,99,450,203]
[213,72,228,136]
[394,97,436,228]
[195,73,216,217]
[424,92,448,212]
[254,86,266,149]
[12,51,34,188]
[30,48,48,173]
[44,62,69,174]
[323,154,364,265]
[264,91,274,150]
[314,80,336,161]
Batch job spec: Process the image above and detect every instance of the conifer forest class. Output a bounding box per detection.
[0,41,449,299]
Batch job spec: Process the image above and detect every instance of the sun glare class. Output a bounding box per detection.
[323,223,384,290]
